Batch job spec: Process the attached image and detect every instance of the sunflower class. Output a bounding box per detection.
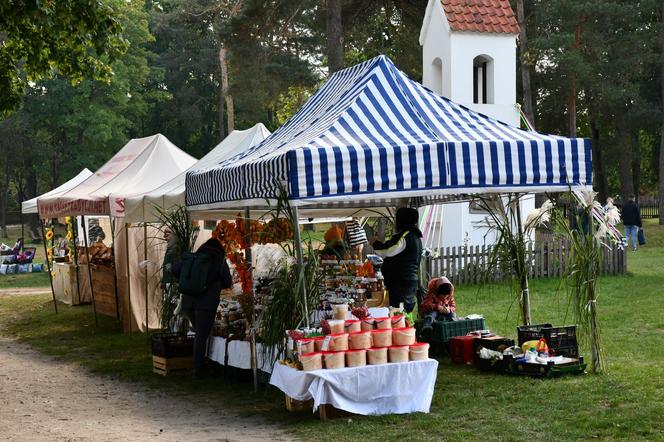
[65,216,72,224]
[66,231,73,241]
[45,229,54,241]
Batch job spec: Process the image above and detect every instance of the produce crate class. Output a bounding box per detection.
[152,355,192,376]
[433,318,486,343]
[504,355,586,378]
[472,337,514,373]
[517,323,553,345]
[285,394,314,413]
[542,326,579,358]
[151,332,194,358]
[517,324,578,358]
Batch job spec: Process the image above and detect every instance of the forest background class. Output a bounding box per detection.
[2,0,664,237]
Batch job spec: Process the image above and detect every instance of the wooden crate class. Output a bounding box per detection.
[284,394,314,413]
[90,264,118,318]
[152,355,193,376]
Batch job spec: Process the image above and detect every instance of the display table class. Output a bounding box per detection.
[270,359,439,415]
[207,336,275,373]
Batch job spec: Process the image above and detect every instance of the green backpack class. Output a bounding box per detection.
[178,251,214,296]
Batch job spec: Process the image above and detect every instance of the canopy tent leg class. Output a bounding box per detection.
[39,220,58,314]
[72,217,81,305]
[291,206,310,329]
[125,223,132,333]
[144,222,149,337]
[19,209,24,252]
[244,208,258,393]
[514,194,531,325]
[109,218,121,320]
[81,216,98,327]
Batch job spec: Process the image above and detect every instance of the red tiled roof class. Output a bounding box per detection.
[441,0,520,34]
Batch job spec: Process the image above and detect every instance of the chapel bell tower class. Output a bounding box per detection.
[419,0,520,126]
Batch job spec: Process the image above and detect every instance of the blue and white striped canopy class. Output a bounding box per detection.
[186,55,591,212]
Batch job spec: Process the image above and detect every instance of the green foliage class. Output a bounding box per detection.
[0,0,128,115]
[155,205,199,331]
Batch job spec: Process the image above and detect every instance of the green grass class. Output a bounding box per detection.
[0,271,50,289]
[1,220,664,441]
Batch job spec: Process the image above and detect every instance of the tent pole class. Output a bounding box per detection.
[39,220,58,314]
[82,216,98,327]
[291,205,309,329]
[125,223,132,333]
[72,217,82,305]
[19,207,24,252]
[244,208,258,393]
[109,218,121,320]
[143,222,149,337]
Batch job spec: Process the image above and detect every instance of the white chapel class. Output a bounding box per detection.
[419,0,534,249]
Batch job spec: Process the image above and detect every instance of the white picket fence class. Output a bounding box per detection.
[422,240,626,285]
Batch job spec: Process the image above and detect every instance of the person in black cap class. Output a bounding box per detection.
[372,207,423,312]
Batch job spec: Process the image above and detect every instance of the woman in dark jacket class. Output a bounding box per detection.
[372,207,423,312]
[180,238,232,379]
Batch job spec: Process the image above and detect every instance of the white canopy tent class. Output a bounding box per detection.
[116,124,271,224]
[37,134,197,331]
[21,168,93,215]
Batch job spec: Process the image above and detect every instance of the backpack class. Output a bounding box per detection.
[178,251,216,296]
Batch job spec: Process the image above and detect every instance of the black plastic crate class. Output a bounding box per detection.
[504,354,586,378]
[517,323,553,346]
[473,337,514,373]
[151,332,194,358]
[543,326,578,358]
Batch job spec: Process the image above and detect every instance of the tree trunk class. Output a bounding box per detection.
[659,0,664,224]
[567,24,581,138]
[590,119,608,203]
[218,47,227,140]
[219,47,234,134]
[326,0,344,75]
[0,161,9,238]
[617,116,635,202]
[516,0,536,127]
[567,78,577,138]
[632,131,641,203]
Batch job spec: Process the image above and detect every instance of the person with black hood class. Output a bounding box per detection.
[180,237,232,379]
[621,195,642,251]
[372,207,423,312]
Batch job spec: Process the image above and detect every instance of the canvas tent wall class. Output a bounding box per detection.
[22,169,93,214]
[37,134,197,332]
[186,55,592,215]
[108,127,270,331]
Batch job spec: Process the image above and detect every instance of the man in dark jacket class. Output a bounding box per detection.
[621,195,642,251]
[372,207,423,312]
[180,238,232,379]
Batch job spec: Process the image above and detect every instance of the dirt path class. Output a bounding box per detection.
[0,337,294,442]
[0,287,52,297]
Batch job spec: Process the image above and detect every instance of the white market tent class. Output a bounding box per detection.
[21,168,93,215]
[186,55,592,215]
[37,134,197,331]
[116,124,271,224]
[38,134,196,218]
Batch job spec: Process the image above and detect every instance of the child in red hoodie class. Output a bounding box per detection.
[420,276,456,340]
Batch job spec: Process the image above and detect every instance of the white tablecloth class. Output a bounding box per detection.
[270,359,438,415]
[207,336,275,373]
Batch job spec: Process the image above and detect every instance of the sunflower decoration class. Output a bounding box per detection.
[66,230,73,241]
[45,229,54,241]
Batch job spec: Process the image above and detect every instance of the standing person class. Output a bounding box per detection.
[180,238,232,379]
[372,207,423,312]
[621,195,642,251]
[345,218,368,257]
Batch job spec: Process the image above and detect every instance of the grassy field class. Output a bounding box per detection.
[1,221,663,441]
